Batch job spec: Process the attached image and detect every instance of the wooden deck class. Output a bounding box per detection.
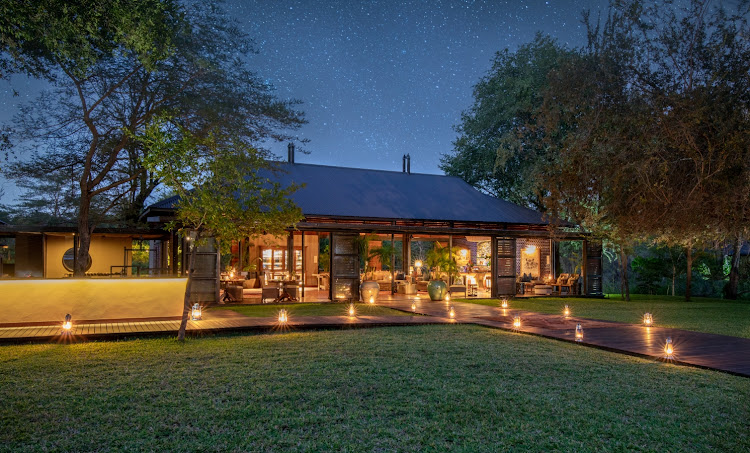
[1,298,749,378]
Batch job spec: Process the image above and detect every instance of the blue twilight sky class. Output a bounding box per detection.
[0,0,611,204]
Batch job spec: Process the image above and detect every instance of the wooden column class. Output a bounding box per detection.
[582,239,588,296]
[301,232,305,298]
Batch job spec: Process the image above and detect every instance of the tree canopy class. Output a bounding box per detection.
[1,1,306,276]
[446,0,750,300]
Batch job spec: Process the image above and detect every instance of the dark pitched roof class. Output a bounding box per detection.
[146,162,548,225]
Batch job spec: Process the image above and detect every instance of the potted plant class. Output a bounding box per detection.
[354,234,380,302]
[369,241,396,292]
[424,243,458,301]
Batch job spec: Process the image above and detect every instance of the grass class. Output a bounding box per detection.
[1,325,748,452]
[215,302,414,318]
[458,294,750,339]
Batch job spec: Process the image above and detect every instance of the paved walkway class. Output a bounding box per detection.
[379,298,750,378]
[1,299,749,378]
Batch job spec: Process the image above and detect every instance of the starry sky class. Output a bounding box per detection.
[0,0,611,203]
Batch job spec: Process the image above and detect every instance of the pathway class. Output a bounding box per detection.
[1,298,749,378]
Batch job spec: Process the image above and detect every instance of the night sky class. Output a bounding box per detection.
[0,0,610,203]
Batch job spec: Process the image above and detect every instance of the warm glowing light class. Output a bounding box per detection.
[445,293,451,302]
[415,260,422,268]
[524,245,537,254]
[460,249,468,257]
[563,305,570,317]
[501,298,509,309]
[278,309,288,323]
[664,337,674,358]
[643,313,653,326]
[348,303,356,317]
[575,323,584,341]
[513,315,521,329]
[62,313,72,331]
[449,306,455,318]
[369,296,375,304]
[411,302,417,311]
[191,303,202,321]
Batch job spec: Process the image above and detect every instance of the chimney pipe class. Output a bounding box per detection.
[402,154,406,172]
[406,154,411,174]
[287,142,295,163]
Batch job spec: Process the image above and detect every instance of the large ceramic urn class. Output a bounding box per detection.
[360,280,380,303]
[427,280,447,301]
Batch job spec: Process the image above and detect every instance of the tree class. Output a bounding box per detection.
[441,34,571,210]
[142,120,303,340]
[1,1,305,275]
[538,0,750,301]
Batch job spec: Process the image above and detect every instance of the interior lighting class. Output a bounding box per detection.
[524,245,537,254]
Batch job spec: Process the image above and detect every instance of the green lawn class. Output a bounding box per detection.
[215,302,413,318]
[1,325,748,451]
[459,294,750,338]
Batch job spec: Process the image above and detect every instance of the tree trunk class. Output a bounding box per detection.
[672,264,676,296]
[620,247,630,301]
[725,236,742,300]
[685,245,693,302]
[177,230,200,341]
[75,192,93,277]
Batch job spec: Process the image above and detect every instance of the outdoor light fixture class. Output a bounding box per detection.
[575,323,584,342]
[411,302,416,312]
[643,313,653,326]
[449,306,455,318]
[513,315,521,329]
[278,309,288,324]
[62,314,72,332]
[369,296,375,304]
[501,297,509,309]
[564,305,570,318]
[348,303,356,317]
[664,337,674,358]
[445,293,451,302]
[191,303,202,321]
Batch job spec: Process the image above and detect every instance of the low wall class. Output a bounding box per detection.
[0,278,188,325]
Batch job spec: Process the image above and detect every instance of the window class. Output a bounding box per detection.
[62,248,92,272]
[261,247,302,279]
